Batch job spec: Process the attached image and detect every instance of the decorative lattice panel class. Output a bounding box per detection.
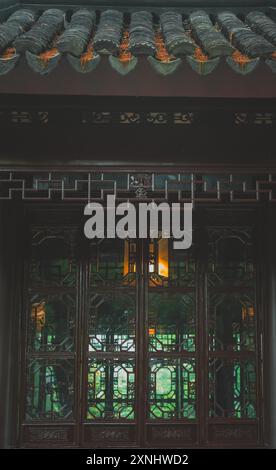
[1,171,276,203]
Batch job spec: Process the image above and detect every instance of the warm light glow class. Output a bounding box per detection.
[158,239,169,278]
[124,240,136,276]
[158,262,168,277]
[248,307,255,318]
[242,306,255,321]
[148,328,156,336]
[123,240,129,277]
[31,302,46,332]
[124,239,169,279]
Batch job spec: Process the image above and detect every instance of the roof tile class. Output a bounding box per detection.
[0,7,276,76]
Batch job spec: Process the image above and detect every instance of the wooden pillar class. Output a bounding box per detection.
[0,201,22,448]
[0,202,12,447]
[265,205,276,448]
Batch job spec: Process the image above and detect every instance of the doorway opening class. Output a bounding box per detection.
[18,206,263,448]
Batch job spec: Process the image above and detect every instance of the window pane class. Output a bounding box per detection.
[148,238,195,288]
[89,238,136,287]
[88,293,136,352]
[28,293,75,352]
[208,230,254,287]
[30,231,76,287]
[26,359,74,421]
[209,294,256,352]
[209,359,257,419]
[148,292,196,352]
[149,358,196,420]
[87,358,135,420]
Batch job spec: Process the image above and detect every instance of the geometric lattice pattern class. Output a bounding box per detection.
[1,171,276,203]
[209,359,257,419]
[148,292,196,353]
[149,358,196,420]
[26,358,74,421]
[87,358,135,420]
[208,227,257,419]
[22,205,261,441]
[88,293,136,353]
[25,228,77,421]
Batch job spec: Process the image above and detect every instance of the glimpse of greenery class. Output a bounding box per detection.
[87,361,135,420]
[150,359,196,419]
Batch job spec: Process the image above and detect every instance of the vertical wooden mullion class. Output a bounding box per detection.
[255,206,265,445]
[144,239,151,447]
[74,241,84,447]
[18,206,30,447]
[136,238,147,447]
[198,214,209,446]
[79,247,89,447]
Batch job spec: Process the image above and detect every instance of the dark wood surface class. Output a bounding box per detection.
[15,205,265,448]
[1,56,276,98]
[1,95,276,166]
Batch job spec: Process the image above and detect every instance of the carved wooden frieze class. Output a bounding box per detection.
[84,425,136,445]
[147,425,197,444]
[208,424,258,443]
[22,426,75,444]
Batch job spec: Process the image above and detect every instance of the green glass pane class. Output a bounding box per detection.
[29,293,75,352]
[26,359,74,420]
[169,246,195,287]
[87,359,135,420]
[209,359,257,419]
[208,230,254,288]
[149,293,196,352]
[156,367,173,396]
[209,294,256,352]
[89,238,136,287]
[149,358,196,420]
[30,233,76,287]
[88,293,135,352]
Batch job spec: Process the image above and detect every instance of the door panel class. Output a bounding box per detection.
[144,237,199,447]
[83,237,140,447]
[20,209,263,448]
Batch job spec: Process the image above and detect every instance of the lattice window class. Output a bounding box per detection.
[1,171,276,203]
[19,204,263,447]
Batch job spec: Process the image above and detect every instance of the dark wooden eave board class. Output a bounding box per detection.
[0,56,276,97]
